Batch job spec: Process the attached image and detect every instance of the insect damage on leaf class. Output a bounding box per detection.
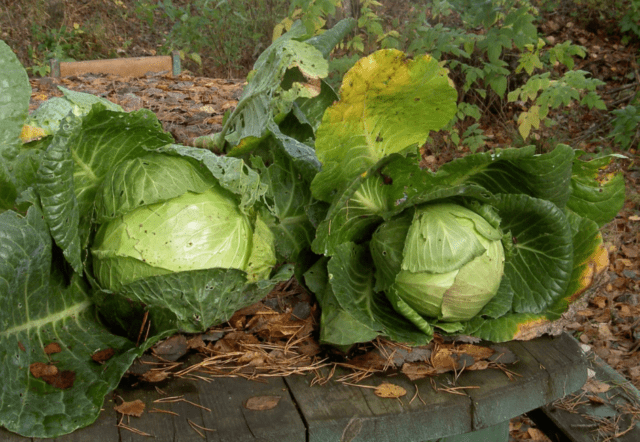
[30,362,76,390]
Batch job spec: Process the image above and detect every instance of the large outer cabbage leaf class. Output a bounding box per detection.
[0,40,31,212]
[0,199,155,438]
[310,49,458,202]
[566,153,626,227]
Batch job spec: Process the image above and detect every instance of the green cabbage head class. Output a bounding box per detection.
[370,203,505,322]
[91,153,276,291]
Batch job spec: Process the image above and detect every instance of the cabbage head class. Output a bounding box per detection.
[91,153,276,292]
[370,203,504,322]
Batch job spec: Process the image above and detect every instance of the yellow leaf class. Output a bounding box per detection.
[20,125,47,143]
[374,382,406,398]
[517,105,540,140]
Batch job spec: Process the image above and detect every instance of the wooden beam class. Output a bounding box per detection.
[50,52,181,78]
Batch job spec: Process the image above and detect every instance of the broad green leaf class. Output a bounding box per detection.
[67,106,173,246]
[312,171,391,255]
[566,154,626,227]
[477,275,514,319]
[386,287,435,335]
[154,144,266,212]
[304,258,378,347]
[293,79,339,131]
[495,194,574,313]
[36,132,82,273]
[436,145,574,209]
[305,18,356,58]
[0,40,31,211]
[327,242,384,333]
[370,210,412,292]
[0,204,150,438]
[94,153,214,223]
[117,266,293,333]
[546,210,608,318]
[252,148,316,262]
[311,49,457,202]
[465,312,545,342]
[26,88,122,136]
[371,292,433,345]
[196,20,337,154]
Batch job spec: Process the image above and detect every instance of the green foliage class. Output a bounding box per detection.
[134,0,288,74]
[27,23,90,76]
[620,0,640,42]
[609,101,640,150]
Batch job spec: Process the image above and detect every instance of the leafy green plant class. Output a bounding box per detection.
[0,22,355,437]
[609,101,640,149]
[27,23,88,76]
[136,0,288,75]
[401,0,606,147]
[304,50,625,348]
[207,46,624,349]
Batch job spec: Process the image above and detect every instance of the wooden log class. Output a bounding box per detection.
[51,53,180,78]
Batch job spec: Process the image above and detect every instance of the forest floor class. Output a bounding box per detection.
[3,1,640,441]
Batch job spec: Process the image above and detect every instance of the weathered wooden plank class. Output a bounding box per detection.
[52,394,119,442]
[518,333,587,399]
[116,377,200,442]
[0,427,32,441]
[285,367,472,442]
[439,421,509,442]
[197,375,306,442]
[456,334,586,431]
[536,351,640,442]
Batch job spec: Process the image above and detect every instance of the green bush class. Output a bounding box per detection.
[134,0,288,75]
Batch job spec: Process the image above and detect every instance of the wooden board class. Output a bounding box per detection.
[51,55,179,78]
[533,350,640,442]
[0,333,588,442]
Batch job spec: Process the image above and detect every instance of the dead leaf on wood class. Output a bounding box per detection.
[456,344,494,361]
[374,382,407,399]
[115,399,146,417]
[583,378,611,394]
[402,362,437,381]
[348,352,389,371]
[431,348,459,372]
[244,395,281,411]
[153,334,188,361]
[141,370,171,383]
[44,342,62,355]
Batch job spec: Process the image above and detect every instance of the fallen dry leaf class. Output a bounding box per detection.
[374,382,407,399]
[244,395,281,411]
[583,378,611,394]
[115,399,146,417]
[402,362,437,381]
[527,427,552,441]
